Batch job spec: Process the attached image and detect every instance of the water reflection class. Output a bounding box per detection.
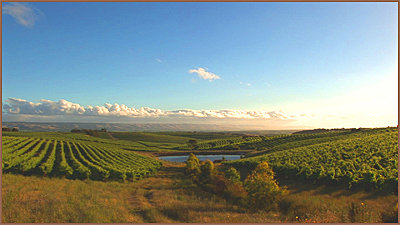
[159,155,241,163]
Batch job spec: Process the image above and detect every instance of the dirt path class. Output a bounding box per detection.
[127,162,190,222]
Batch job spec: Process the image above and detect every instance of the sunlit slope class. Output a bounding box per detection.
[3,131,174,151]
[157,131,240,140]
[110,132,196,143]
[177,129,353,150]
[224,128,398,190]
[2,134,162,181]
[176,128,396,152]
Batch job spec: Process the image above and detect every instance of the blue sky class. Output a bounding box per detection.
[2,2,398,129]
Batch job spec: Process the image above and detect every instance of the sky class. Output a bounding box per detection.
[2,2,398,129]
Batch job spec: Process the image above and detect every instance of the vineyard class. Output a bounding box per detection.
[3,131,178,152]
[176,129,356,150]
[2,134,162,181]
[2,127,398,188]
[224,128,398,191]
[2,127,398,223]
[176,128,396,153]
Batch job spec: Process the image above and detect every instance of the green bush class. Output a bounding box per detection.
[225,167,241,183]
[199,160,215,184]
[244,161,285,211]
[185,153,201,179]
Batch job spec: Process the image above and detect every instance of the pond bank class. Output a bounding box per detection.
[153,150,254,156]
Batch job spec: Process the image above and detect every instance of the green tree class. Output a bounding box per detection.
[244,161,285,211]
[200,159,215,178]
[225,167,241,183]
[199,160,215,183]
[185,153,200,178]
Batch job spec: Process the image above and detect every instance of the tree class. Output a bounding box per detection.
[244,161,285,211]
[2,127,11,132]
[225,167,241,183]
[185,153,200,178]
[200,160,215,183]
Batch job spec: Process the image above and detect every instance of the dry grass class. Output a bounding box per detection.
[2,174,141,222]
[2,160,398,223]
[276,177,398,223]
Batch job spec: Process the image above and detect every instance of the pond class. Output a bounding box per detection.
[159,155,242,163]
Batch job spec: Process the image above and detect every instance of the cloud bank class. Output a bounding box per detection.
[189,67,221,81]
[3,98,299,120]
[3,3,42,27]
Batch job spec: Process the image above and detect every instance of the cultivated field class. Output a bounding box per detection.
[2,127,398,222]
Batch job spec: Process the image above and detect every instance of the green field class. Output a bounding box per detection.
[224,127,398,191]
[2,133,162,181]
[3,127,398,188]
[2,127,398,223]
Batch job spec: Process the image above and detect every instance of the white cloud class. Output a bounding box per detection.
[239,81,251,87]
[3,98,301,121]
[189,67,221,81]
[3,3,42,27]
[155,58,162,63]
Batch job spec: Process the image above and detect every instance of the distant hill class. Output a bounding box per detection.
[2,122,299,133]
[292,127,364,134]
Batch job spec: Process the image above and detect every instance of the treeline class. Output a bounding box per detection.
[2,127,19,132]
[292,126,396,135]
[185,153,286,211]
[70,128,108,137]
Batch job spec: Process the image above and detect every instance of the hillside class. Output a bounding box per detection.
[3,122,297,132]
[224,127,398,191]
[2,132,162,181]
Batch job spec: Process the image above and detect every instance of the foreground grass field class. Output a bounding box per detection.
[2,162,397,223]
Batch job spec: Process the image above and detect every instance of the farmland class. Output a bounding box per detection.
[2,132,162,181]
[224,127,398,191]
[2,127,398,223]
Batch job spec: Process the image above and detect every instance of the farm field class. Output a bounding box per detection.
[2,133,162,181]
[1,127,398,223]
[225,127,398,191]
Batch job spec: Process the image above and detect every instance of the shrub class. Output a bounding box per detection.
[225,167,241,183]
[244,161,285,211]
[209,172,248,206]
[199,160,215,184]
[185,153,201,179]
[210,174,228,194]
[225,180,248,205]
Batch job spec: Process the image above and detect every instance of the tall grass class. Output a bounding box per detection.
[3,162,397,223]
